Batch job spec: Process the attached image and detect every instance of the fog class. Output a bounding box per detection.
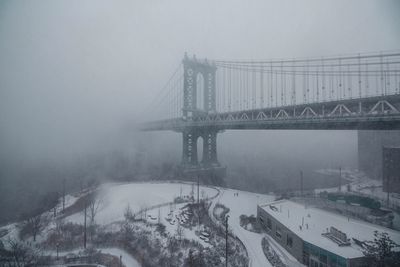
[1,0,400,222]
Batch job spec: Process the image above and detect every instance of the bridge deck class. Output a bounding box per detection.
[142,94,400,131]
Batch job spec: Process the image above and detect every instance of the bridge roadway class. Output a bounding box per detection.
[142,94,400,132]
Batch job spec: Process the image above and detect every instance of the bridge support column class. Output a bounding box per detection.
[201,130,218,166]
[180,129,225,185]
[182,130,198,166]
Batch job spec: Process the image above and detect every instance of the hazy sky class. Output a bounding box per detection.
[0,0,399,163]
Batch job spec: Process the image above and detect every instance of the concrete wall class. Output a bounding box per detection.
[257,205,304,263]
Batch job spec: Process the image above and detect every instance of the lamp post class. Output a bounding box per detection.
[225,215,230,267]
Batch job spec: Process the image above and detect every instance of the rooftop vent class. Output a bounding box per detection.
[321,226,351,246]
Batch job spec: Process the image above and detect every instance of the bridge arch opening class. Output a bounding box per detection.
[197,135,204,164]
[196,72,205,110]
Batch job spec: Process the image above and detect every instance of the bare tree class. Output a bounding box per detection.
[6,238,41,267]
[124,203,134,221]
[83,193,103,243]
[88,194,103,226]
[21,213,49,242]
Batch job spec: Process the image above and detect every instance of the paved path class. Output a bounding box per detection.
[212,188,275,267]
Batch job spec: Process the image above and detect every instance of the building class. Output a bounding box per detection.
[257,200,400,267]
[358,130,400,179]
[382,146,400,193]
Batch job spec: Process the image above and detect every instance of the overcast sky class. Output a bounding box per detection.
[0,0,399,164]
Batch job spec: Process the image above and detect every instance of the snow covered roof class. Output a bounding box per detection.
[259,199,400,259]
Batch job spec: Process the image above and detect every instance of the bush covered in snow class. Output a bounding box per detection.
[239,214,261,233]
[261,237,287,267]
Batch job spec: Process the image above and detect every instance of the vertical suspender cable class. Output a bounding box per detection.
[386,57,390,95]
[347,64,351,99]
[260,65,264,108]
[396,63,399,94]
[316,65,320,103]
[252,65,256,109]
[322,58,326,102]
[275,68,278,107]
[380,52,384,95]
[228,65,232,111]
[365,63,369,96]
[270,63,273,107]
[358,54,362,98]
[280,62,284,106]
[338,58,342,100]
[292,61,296,105]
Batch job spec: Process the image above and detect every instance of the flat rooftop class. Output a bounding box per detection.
[259,199,400,259]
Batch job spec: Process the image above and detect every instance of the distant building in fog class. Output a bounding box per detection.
[382,146,400,193]
[358,131,400,179]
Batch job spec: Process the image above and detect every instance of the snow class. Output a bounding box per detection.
[46,248,142,267]
[259,199,400,259]
[145,203,211,248]
[101,247,141,267]
[66,182,219,225]
[264,234,304,267]
[212,188,275,267]
[0,223,19,248]
[0,181,307,267]
[64,182,280,266]
[315,169,400,220]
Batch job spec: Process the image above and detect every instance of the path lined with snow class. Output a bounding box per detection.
[214,188,275,267]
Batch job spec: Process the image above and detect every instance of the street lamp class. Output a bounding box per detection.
[225,215,230,267]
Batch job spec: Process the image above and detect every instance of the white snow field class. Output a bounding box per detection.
[63,182,280,266]
[66,182,219,225]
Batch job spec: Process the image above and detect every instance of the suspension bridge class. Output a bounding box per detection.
[142,51,400,177]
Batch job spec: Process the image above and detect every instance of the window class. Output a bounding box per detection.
[267,218,272,230]
[286,234,293,247]
[275,226,282,238]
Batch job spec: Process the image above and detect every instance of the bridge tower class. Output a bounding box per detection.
[181,54,225,180]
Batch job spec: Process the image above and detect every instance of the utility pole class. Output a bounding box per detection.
[386,172,390,206]
[197,174,200,205]
[300,170,304,197]
[84,197,87,249]
[62,178,66,212]
[225,215,230,267]
[197,174,200,229]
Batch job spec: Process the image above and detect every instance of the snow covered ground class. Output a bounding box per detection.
[66,182,219,225]
[212,188,275,267]
[71,182,282,267]
[315,169,400,208]
[0,181,326,267]
[101,247,141,267]
[144,202,212,248]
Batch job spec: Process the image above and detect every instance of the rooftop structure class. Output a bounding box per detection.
[258,199,400,266]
